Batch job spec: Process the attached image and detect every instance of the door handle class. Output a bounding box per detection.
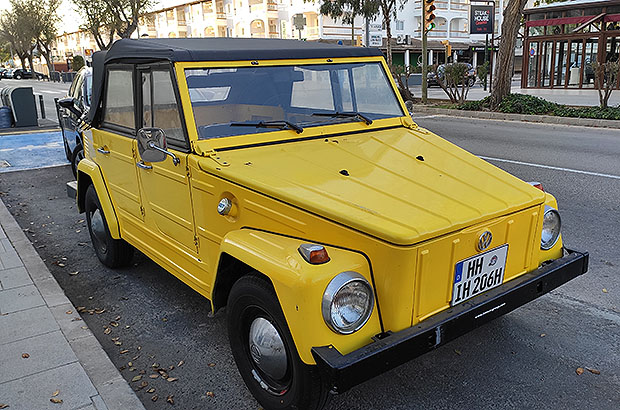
[136,161,152,170]
[97,147,110,155]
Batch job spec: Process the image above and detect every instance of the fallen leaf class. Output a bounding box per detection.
[602,288,608,293]
[167,377,178,382]
[147,388,155,393]
[576,367,585,375]
[151,395,158,402]
[65,310,72,315]
[139,370,146,375]
[140,381,148,388]
[169,365,174,370]
[586,367,601,375]
[540,333,546,337]
[115,341,122,346]
[103,328,111,335]
[21,353,30,359]
[115,315,121,321]
[162,318,168,322]
[95,308,106,314]
[57,263,65,267]
[125,325,131,329]
[206,391,215,398]
[78,219,85,223]
[0,404,8,409]
[131,375,142,382]
[149,374,159,379]
[71,317,82,322]
[76,306,86,312]
[167,395,174,404]
[454,350,461,355]
[50,398,63,404]
[69,271,79,276]
[208,363,216,367]
[120,350,129,354]
[128,362,133,367]
[152,363,160,368]
[51,390,59,397]
[119,366,126,371]
[177,360,184,367]
[110,321,119,327]
[81,326,88,330]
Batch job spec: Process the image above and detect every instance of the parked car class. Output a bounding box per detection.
[428,63,477,87]
[56,66,91,177]
[2,69,14,79]
[70,38,588,410]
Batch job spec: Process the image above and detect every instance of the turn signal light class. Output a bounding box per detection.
[528,181,544,191]
[298,244,330,264]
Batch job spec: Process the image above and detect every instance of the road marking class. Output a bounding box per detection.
[480,156,620,180]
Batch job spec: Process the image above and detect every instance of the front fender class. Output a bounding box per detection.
[76,158,120,239]
[218,229,382,364]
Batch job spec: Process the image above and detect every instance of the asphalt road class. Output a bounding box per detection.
[0,117,618,409]
[0,78,70,126]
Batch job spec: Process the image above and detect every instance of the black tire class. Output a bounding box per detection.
[71,143,84,178]
[84,185,133,268]
[227,274,329,410]
[468,77,476,87]
[15,75,21,80]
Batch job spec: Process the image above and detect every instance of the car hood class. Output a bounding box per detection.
[198,126,545,246]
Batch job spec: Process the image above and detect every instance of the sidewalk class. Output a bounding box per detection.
[0,199,144,410]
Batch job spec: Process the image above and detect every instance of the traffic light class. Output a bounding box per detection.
[424,0,436,31]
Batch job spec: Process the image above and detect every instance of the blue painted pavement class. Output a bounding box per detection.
[0,131,68,172]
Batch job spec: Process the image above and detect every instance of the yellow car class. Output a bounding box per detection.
[74,38,588,410]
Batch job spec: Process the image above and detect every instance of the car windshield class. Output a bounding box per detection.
[185,62,404,140]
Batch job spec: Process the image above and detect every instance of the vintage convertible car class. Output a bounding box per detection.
[71,38,588,410]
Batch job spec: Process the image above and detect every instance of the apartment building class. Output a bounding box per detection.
[54,0,518,70]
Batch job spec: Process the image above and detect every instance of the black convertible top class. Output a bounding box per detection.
[88,38,383,124]
[104,38,383,63]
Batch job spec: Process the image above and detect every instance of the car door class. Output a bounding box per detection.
[135,65,197,256]
[93,65,145,229]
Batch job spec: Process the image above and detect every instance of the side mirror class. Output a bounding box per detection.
[137,128,180,165]
[405,100,414,114]
[58,97,83,117]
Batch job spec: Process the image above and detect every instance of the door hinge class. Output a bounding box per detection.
[186,163,191,178]
[140,206,145,217]
[193,235,199,250]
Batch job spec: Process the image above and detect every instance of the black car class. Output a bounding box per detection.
[56,67,92,177]
[428,63,476,87]
[2,69,15,79]
[11,69,49,80]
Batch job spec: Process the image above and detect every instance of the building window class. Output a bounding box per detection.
[395,20,404,31]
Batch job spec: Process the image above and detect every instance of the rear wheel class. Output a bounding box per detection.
[227,274,329,410]
[71,143,84,178]
[84,185,133,268]
[15,74,21,80]
[468,77,476,87]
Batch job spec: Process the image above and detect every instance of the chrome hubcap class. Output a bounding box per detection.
[248,317,287,381]
[90,209,107,253]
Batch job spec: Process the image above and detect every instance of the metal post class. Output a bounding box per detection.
[38,95,45,119]
[365,18,370,46]
[484,34,489,91]
[489,1,495,95]
[422,6,428,104]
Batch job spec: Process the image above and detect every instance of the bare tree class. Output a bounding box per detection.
[490,0,528,109]
[435,63,473,104]
[593,61,620,108]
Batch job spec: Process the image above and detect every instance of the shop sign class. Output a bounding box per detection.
[369,34,382,47]
[470,5,494,34]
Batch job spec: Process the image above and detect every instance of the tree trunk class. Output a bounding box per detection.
[490,0,528,109]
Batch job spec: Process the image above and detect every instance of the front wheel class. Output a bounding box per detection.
[468,77,476,87]
[84,185,133,268]
[15,74,21,80]
[227,274,329,410]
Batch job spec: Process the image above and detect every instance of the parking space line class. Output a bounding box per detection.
[479,155,620,180]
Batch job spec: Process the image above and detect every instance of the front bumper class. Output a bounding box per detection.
[312,248,588,393]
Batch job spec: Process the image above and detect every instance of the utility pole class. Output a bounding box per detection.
[422,0,436,105]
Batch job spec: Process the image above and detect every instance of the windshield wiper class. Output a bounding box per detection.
[312,111,373,125]
[230,120,303,134]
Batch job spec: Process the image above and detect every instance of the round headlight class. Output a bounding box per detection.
[541,206,561,250]
[322,272,374,334]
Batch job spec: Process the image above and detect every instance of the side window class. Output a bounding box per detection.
[142,69,185,145]
[103,69,135,131]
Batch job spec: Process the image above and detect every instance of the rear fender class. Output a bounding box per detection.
[76,158,120,239]
[216,229,382,364]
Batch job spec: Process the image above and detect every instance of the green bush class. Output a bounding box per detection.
[453,93,620,121]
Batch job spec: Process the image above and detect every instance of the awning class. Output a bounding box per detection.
[526,15,597,27]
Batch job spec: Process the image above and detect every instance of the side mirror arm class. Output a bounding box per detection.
[147,140,180,166]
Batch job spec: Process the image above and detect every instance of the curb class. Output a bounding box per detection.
[0,198,146,410]
[411,106,620,129]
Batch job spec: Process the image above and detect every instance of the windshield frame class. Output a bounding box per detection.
[174,56,412,152]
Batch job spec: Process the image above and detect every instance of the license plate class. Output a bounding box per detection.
[451,245,508,306]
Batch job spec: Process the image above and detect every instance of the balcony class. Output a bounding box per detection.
[451,1,468,11]
[450,30,468,38]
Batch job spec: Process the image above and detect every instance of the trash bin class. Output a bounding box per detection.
[0,86,38,127]
[0,106,12,128]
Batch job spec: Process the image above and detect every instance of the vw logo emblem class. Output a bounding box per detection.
[477,231,493,252]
